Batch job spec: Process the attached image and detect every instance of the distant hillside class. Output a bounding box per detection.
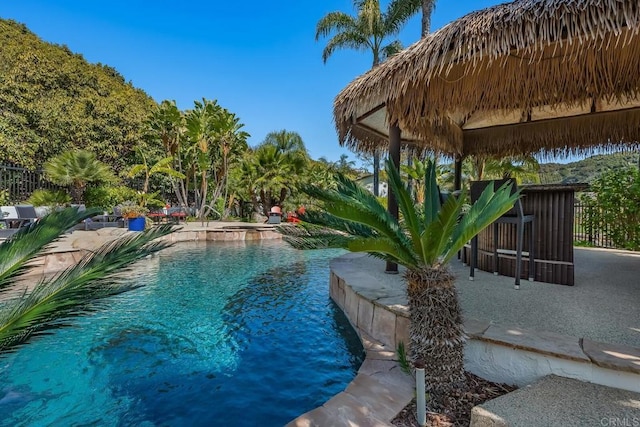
[0,19,157,170]
[539,152,640,184]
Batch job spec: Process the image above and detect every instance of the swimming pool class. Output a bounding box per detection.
[0,240,364,426]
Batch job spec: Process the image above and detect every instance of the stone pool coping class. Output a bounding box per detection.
[287,252,640,426]
[18,224,281,278]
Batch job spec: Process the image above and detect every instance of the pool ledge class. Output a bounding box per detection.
[18,225,281,279]
[286,254,414,427]
[289,252,640,426]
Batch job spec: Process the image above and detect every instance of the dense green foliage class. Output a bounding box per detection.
[145,99,250,220]
[579,167,640,250]
[26,189,71,207]
[0,20,362,220]
[0,19,156,170]
[84,185,139,211]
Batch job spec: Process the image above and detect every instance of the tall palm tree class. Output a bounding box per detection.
[316,0,421,197]
[0,207,175,353]
[280,159,518,395]
[146,100,188,208]
[420,1,436,37]
[212,109,250,217]
[44,150,116,204]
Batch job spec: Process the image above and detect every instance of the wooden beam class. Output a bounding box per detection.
[386,123,401,274]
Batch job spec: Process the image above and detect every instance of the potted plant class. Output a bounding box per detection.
[118,201,149,231]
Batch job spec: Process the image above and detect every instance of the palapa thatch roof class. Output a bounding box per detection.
[334,0,640,159]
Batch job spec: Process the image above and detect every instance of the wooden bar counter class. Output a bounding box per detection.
[468,183,588,286]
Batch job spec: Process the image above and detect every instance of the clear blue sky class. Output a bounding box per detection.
[0,1,507,164]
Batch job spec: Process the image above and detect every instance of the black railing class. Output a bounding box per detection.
[573,197,615,248]
[1,163,64,204]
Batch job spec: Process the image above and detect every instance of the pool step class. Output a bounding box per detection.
[470,375,640,427]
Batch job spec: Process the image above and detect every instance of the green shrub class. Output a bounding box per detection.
[0,189,8,206]
[84,186,138,211]
[27,189,71,207]
[588,167,640,250]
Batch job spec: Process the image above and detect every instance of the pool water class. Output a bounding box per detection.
[0,240,364,426]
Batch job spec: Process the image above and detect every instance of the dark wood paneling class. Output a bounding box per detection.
[468,185,577,285]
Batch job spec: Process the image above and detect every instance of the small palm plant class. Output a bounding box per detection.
[280,159,519,394]
[0,207,175,353]
[44,150,116,204]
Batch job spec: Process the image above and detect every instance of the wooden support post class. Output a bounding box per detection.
[386,123,401,274]
[454,157,463,191]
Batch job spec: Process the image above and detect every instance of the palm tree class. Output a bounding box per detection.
[250,130,310,216]
[146,100,188,208]
[0,207,175,353]
[316,0,421,197]
[280,159,518,395]
[44,150,116,204]
[211,109,250,217]
[420,1,436,37]
[467,155,541,184]
[127,149,185,194]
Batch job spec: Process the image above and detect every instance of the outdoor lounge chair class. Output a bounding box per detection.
[469,179,535,289]
[2,205,36,228]
[15,205,39,225]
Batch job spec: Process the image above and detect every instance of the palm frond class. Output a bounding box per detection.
[419,195,465,265]
[279,223,354,250]
[445,182,519,263]
[0,207,100,290]
[302,174,407,244]
[0,224,176,353]
[299,210,377,238]
[385,158,423,257]
[347,236,418,267]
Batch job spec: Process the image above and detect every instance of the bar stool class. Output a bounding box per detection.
[469,179,535,289]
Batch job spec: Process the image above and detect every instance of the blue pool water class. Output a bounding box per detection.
[0,240,364,426]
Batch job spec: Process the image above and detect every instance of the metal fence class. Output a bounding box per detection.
[573,196,615,248]
[0,163,64,204]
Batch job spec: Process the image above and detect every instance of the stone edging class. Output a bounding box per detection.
[23,227,282,278]
[328,253,640,397]
[286,263,415,426]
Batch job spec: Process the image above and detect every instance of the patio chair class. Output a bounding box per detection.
[1,205,36,228]
[1,206,19,228]
[147,209,167,225]
[167,206,187,224]
[15,205,39,225]
[266,206,282,225]
[469,179,535,289]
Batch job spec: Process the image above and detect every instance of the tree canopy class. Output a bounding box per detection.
[0,19,156,170]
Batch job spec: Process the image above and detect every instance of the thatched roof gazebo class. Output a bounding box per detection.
[334,0,640,164]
